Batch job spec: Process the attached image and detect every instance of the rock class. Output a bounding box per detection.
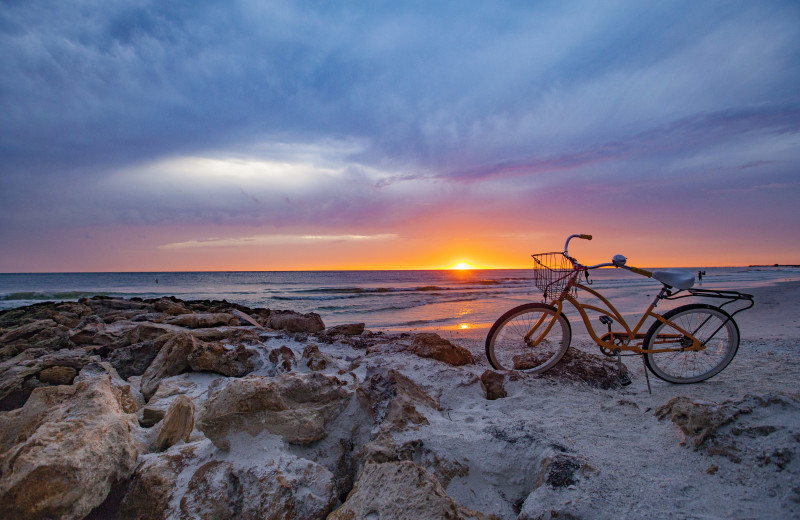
[69,318,114,346]
[329,461,477,520]
[84,296,149,313]
[655,393,800,465]
[120,443,337,520]
[267,310,325,333]
[140,407,166,428]
[302,344,332,371]
[358,368,439,432]
[229,308,265,329]
[480,370,507,400]
[140,333,195,399]
[0,319,58,344]
[0,319,71,356]
[118,442,204,520]
[538,349,629,389]
[107,340,161,379]
[268,345,296,372]
[165,313,238,329]
[0,348,98,410]
[199,373,352,449]
[187,340,259,377]
[325,323,366,336]
[38,365,77,385]
[409,333,476,366]
[178,458,337,520]
[0,363,144,520]
[155,394,195,451]
[189,327,261,344]
[153,298,189,316]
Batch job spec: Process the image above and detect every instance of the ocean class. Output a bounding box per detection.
[2,266,798,338]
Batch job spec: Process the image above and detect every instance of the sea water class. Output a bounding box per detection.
[1,267,798,337]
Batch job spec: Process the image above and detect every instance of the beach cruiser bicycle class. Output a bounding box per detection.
[485,234,754,387]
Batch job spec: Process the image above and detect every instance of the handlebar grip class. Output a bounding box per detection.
[579,234,592,240]
[629,266,652,278]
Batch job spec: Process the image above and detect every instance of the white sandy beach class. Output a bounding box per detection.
[410,279,800,518]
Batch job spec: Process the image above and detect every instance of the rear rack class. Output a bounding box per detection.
[666,288,755,320]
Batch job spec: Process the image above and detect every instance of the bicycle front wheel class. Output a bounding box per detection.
[486,303,571,372]
[643,304,739,384]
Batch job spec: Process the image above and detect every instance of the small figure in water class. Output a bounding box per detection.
[697,271,703,281]
[156,279,159,284]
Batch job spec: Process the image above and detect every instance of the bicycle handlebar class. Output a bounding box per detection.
[564,233,592,254]
[624,266,653,278]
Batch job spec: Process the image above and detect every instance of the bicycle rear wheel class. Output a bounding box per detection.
[643,304,739,384]
[485,303,571,372]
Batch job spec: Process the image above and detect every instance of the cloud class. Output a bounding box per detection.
[160,233,399,249]
[0,0,799,269]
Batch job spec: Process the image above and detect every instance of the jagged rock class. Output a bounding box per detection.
[139,377,202,428]
[267,310,325,333]
[187,340,259,377]
[655,393,800,464]
[178,458,337,520]
[0,348,99,410]
[69,317,114,346]
[0,319,71,357]
[536,349,629,389]
[110,322,176,348]
[107,340,161,379]
[140,333,196,400]
[0,363,144,520]
[199,373,352,449]
[302,344,332,371]
[153,298,189,316]
[329,461,486,520]
[165,313,238,329]
[83,296,148,314]
[268,345,296,372]
[358,368,439,432]
[0,319,58,344]
[325,323,366,336]
[38,366,77,385]
[189,327,261,344]
[120,442,337,520]
[480,370,507,400]
[118,442,204,520]
[155,394,195,451]
[409,333,476,366]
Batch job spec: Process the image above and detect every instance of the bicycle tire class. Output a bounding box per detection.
[643,304,739,384]
[485,303,572,372]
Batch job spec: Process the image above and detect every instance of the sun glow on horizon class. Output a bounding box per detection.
[449,262,479,270]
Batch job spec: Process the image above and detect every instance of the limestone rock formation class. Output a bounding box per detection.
[186,339,259,377]
[154,394,195,451]
[0,363,144,520]
[165,312,238,328]
[266,309,325,333]
[656,393,800,466]
[325,322,366,336]
[358,367,439,432]
[409,333,476,366]
[538,348,630,389]
[329,461,477,520]
[140,333,196,399]
[199,373,352,449]
[480,370,507,400]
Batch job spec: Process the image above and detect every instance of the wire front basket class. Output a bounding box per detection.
[531,252,582,302]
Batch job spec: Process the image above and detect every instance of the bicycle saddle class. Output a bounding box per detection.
[652,269,695,290]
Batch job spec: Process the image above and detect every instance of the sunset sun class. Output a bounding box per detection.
[451,262,476,270]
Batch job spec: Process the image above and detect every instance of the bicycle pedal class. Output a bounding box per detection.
[618,374,632,386]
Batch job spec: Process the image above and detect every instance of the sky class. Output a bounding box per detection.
[1,0,799,272]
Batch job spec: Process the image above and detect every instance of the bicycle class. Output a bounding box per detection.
[485,234,754,386]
